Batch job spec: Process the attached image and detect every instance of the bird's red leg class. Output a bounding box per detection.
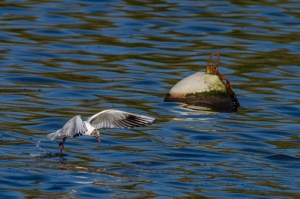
[59,137,67,154]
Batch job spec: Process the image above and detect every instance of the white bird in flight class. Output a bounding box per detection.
[47,109,155,154]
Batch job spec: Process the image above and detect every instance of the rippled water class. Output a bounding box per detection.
[1,0,300,198]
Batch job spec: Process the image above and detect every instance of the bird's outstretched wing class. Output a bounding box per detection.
[47,115,88,140]
[87,109,155,129]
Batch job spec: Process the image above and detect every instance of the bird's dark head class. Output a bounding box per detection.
[91,129,101,143]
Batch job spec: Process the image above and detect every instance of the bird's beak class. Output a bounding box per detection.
[91,129,101,143]
[96,137,101,143]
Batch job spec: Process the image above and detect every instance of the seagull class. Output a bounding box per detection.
[47,109,155,154]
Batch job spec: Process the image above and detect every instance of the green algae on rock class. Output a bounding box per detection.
[164,71,233,108]
[164,53,240,111]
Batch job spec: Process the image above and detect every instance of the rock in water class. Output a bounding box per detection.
[164,72,232,108]
[164,53,239,111]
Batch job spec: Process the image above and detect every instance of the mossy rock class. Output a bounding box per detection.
[164,72,233,109]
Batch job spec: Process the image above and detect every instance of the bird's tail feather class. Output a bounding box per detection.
[47,130,59,141]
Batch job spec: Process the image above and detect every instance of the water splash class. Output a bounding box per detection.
[30,138,59,159]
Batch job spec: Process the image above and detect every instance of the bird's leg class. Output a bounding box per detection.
[59,137,67,154]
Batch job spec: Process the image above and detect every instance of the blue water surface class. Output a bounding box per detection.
[1,0,300,198]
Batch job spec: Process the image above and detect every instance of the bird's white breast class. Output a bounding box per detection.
[84,121,96,136]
